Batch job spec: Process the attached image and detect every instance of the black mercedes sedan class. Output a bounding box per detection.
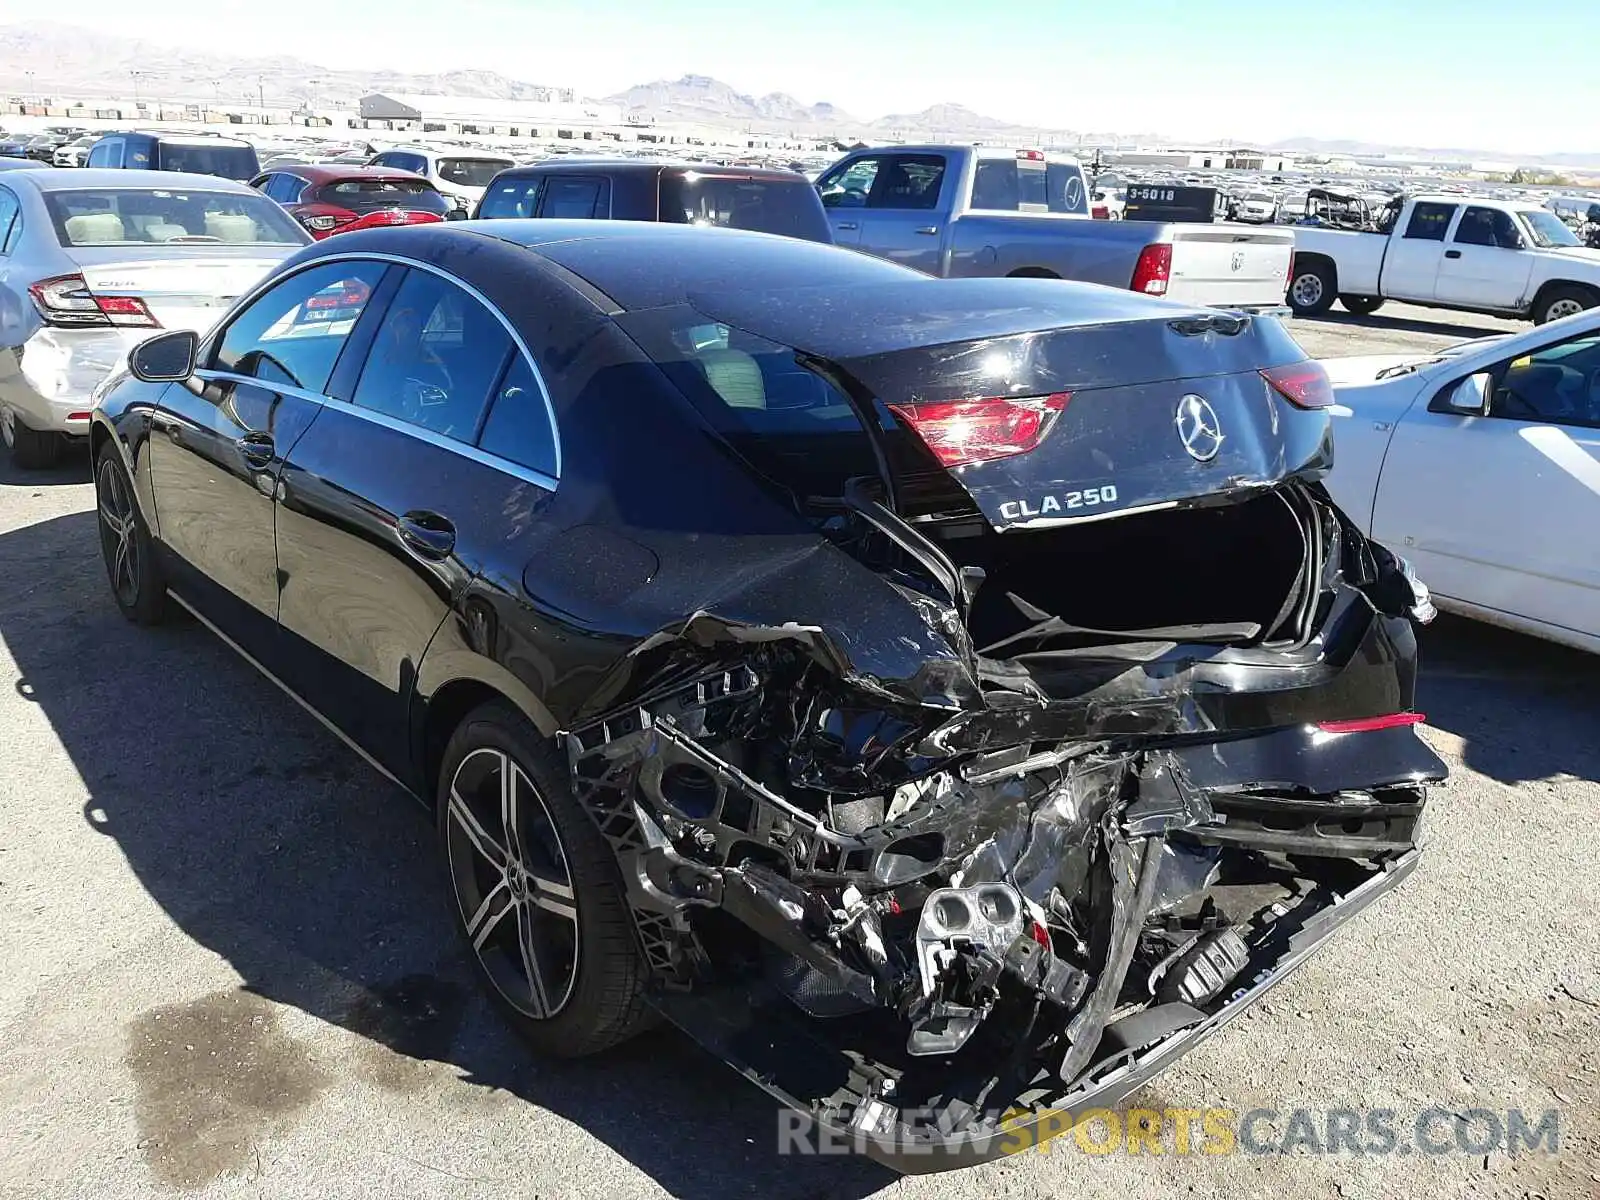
[92,220,1445,1171]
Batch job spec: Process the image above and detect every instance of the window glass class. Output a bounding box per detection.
[538,176,609,219]
[1492,335,1600,428]
[1521,209,1581,249]
[213,261,386,392]
[352,268,511,442]
[658,172,831,241]
[43,188,307,247]
[1403,202,1456,241]
[437,158,512,188]
[321,177,451,215]
[478,354,557,476]
[866,154,946,211]
[971,160,1082,214]
[1045,162,1088,214]
[970,160,1020,211]
[155,143,259,181]
[1452,207,1497,247]
[477,176,543,218]
[817,156,881,208]
[0,187,19,255]
[126,141,152,169]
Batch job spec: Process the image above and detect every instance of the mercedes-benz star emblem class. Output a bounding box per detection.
[1175,394,1224,462]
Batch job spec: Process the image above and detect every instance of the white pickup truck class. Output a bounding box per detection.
[1287,194,1600,325]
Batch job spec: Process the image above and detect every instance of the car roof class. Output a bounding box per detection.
[11,167,260,193]
[491,159,802,181]
[102,131,256,148]
[382,145,515,162]
[271,164,438,186]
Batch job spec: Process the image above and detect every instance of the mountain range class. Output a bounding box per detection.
[1,21,1596,166]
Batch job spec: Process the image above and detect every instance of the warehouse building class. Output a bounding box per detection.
[357,92,625,139]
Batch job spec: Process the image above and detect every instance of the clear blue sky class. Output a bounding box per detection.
[9,0,1593,152]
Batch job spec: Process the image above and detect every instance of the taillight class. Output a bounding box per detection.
[1261,361,1335,409]
[28,274,158,328]
[888,392,1071,468]
[345,209,446,232]
[296,204,358,237]
[1016,149,1045,162]
[1316,713,1425,734]
[1130,243,1172,295]
[305,279,372,312]
[1092,204,1109,220]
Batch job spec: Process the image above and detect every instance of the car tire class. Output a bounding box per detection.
[437,700,650,1058]
[3,409,62,469]
[1287,260,1336,316]
[1340,294,1385,316]
[1533,284,1597,326]
[95,443,168,625]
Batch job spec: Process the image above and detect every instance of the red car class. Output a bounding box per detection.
[249,165,454,238]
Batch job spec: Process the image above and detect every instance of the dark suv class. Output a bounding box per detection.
[85,132,260,181]
[472,159,833,243]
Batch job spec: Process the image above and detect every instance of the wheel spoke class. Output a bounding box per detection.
[499,751,524,865]
[99,503,129,538]
[466,878,514,950]
[515,902,552,1018]
[448,786,508,870]
[113,535,132,593]
[527,869,577,922]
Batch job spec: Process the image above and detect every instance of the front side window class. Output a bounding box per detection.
[538,176,610,219]
[1403,202,1457,241]
[817,157,882,208]
[43,188,308,247]
[477,176,543,219]
[867,154,946,211]
[352,268,512,442]
[1491,335,1600,428]
[1453,207,1520,249]
[477,353,557,477]
[212,261,387,392]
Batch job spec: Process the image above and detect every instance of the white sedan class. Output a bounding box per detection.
[1322,310,1600,652]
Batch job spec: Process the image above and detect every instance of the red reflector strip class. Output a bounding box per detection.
[66,411,92,421]
[888,392,1071,468]
[1316,713,1425,734]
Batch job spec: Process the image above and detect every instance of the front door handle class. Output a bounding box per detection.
[1444,249,1462,259]
[914,226,939,236]
[397,511,456,560]
[235,431,274,466]
[835,221,858,231]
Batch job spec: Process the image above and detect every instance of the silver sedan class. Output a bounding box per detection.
[0,168,311,468]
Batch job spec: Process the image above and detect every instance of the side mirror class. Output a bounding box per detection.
[446,207,468,221]
[129,329,198,383]
[1438,371,1492,416]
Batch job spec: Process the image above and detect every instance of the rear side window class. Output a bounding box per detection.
[539,176,611,219]
[477,176,543,219]
[213,261,387,392]
[0,187,20,254]
[155,143,259,181]
[478,354,558,477]
[88,139,121,168]
[352,269,512,443]
[126,140,152,169]
[1404,202,1457,241]
[438,158,513,188]
[658,172,831,242]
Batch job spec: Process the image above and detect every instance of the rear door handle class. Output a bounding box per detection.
[1444,250,1462,259]
[235,431,275,466]
[397,511,456,560]
[835,221,858,231]
[914,226,939,235]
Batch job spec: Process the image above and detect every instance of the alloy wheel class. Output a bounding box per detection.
[97,457,140,608]
[444,747,580,1019]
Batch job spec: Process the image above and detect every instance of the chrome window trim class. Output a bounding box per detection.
[195,369,558,493]
[204,248,563,478]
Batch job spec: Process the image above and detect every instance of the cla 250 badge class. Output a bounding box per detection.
[999,484,1119,521]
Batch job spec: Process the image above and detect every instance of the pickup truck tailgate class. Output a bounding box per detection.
[1167,226,1294,309]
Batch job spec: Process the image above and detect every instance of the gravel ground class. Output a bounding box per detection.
[1,305,1596,1199]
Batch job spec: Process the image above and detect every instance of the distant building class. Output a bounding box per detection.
[357,92,624,137]
[1107,147,1292,172]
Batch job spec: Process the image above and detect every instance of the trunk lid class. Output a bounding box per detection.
[67,248,290,334]
[1165,225,1294,308]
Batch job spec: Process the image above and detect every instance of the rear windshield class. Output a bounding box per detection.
[438,158,513,188]
[43,188,307,246]
[658,172,833,242]
[320,177,452,215]
[151,144,259,181]
[969,159,1087,215]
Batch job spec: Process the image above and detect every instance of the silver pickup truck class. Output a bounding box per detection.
[817,145,1294,313]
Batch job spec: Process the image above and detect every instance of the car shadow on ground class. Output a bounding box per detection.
[1313,309,1511,341]
[0,440,92,487]
[0,510,891,1200]
[1416,613,1600,785]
